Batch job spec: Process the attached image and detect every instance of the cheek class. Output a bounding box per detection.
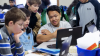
[13,25,21,33]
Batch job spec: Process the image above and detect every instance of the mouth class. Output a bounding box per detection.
[35,10,37,12]
[26,24,29,26]
[53,21,57,24]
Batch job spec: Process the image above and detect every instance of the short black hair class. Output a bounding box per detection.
[9,0,15,2]
[47,5,60,15]
[20,8,31,17]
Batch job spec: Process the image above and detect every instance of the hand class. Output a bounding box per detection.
[14,31,24,43]
[41,29,51,35]
[53,28,64,38]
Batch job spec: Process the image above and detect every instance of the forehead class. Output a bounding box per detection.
[9,1,14,2]
[15,19,24,23]
[48,11,60,16]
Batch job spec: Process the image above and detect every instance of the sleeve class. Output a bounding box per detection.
[0,35,13,56]
[76,3,81,26]
[90,0,100,29]
[31,30,34,46]
[38,26,46,34]
[15,42,25,56]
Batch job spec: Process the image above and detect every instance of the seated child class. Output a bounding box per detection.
[19,8,34,51]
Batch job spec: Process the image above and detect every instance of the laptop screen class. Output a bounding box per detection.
[59,35,72,56]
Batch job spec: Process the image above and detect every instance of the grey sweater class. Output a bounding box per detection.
[0,26,25,56]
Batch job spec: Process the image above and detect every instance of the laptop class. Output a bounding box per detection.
[47,26,82,49]
[38,35,72,56]
[17,4,24,8]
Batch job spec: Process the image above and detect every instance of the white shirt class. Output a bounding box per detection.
[38,21,72,34]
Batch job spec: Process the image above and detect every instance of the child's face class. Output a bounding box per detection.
[79,0,88,3]
[9,1,15,6]
[29,4,39,13]
[23,17,30,29]
[11,20,24,34]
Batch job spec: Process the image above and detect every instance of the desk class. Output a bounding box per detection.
[37,39,78,56]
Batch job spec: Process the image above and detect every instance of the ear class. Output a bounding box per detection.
[9,21,14,26]
[60,13,61,18]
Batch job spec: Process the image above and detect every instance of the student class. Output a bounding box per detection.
[76,0,99,34]
[0,8,26,56]
[37,5,71,43]
[9,0,17,9]
[26,0,41,42]
[19,8,34,51]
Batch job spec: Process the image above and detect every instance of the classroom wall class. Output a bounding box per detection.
[0,0,9,6]
[59,0,73,7]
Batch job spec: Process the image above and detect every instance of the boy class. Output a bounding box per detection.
[19,8,34,51]
[9,0,17,9]
[37,5,71,43]
[0,8,26,56]
[76,0,99,34]
[26,0,41,42]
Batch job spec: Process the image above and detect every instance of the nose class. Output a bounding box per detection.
[52,17,56,20]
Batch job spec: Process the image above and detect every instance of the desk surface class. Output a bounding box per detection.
[37,39,78,56]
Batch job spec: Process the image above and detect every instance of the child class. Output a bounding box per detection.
[9,0,17,9]
[19,8,34,51]
[0,8,26,56]
[76,0,99,34]
[26,0,41,42]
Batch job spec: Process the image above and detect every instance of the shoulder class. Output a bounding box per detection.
[60,21,72,28]
[60,21,70,25]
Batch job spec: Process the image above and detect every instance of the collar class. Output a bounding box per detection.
[1,25,11,37]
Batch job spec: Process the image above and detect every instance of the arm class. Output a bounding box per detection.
[0,38,14,56]
[36,32,56,43]
[76,3,80,26]
[14,31,25,56]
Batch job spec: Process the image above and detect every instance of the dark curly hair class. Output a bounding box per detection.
[67,0,79,16]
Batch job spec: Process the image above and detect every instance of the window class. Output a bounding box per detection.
[50,0,57,6]
[16,0,26,6]
[98,0,100,3]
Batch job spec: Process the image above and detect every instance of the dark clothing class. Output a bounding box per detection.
[29,12,38,30]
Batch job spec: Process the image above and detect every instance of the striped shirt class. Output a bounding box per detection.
[0,26,25,56]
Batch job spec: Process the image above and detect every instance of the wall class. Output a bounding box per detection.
[0,0,9,6]
[59,0,73,7]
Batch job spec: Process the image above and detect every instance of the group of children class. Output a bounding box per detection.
[0,0,100,56]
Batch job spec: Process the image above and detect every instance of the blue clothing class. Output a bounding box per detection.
[19,30,34,51]
[0,26,25,56]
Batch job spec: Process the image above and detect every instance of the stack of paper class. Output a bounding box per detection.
[38,48,60,55]
[77,31,100,50]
